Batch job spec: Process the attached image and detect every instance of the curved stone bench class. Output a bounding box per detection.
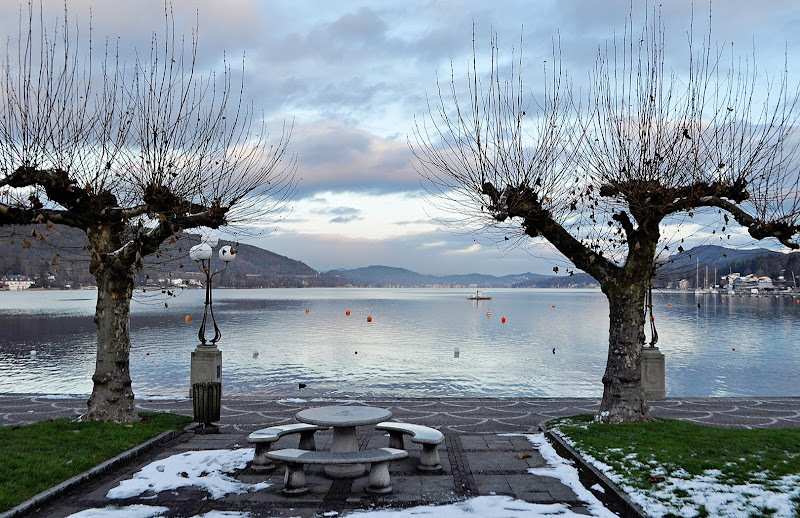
[247,424,328,472]
[266,447,408,495]
[375,422,444,472]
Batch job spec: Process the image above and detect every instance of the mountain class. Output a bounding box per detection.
[327,266,554,288]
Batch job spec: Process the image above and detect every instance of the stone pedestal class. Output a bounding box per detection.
[641,346,666,401]
[190,344,222,397]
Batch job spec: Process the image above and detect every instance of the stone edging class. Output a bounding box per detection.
[539,420,649,518]
[0,428,185,518]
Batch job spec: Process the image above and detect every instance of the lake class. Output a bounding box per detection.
[0,288,798,398]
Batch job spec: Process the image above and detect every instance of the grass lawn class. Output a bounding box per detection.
[0,412,192,512]
[550,416,800,518]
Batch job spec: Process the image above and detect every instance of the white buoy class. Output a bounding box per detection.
[30,350,37,359]
[454,346,460,358]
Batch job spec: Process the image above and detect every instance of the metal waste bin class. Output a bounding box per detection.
[192,382,221,425]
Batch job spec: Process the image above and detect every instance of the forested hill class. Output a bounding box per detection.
[328,265,551,288]
[656,245,800,283]
[0,225,344,288]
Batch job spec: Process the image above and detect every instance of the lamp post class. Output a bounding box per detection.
[188,232,235,433]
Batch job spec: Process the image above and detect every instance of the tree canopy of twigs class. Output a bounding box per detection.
[0,2,296,422]
[412,7,800,423]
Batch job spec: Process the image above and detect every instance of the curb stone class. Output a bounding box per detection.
[539,420,649,518]
[0,429,185,518]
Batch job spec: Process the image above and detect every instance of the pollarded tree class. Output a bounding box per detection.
[0,4,295,422]
[412,10,800,422]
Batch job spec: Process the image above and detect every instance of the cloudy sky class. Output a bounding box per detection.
[4,0,799,275]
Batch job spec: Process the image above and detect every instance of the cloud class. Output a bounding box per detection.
[329,215,363,224]
[444,244,482,255]
[291,121,417,196]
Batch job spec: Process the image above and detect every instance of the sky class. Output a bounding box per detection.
[3,0,800,276]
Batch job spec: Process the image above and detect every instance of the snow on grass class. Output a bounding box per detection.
[551,428,800,517]
[106,449,269,500]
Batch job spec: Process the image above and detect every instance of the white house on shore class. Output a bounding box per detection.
[0,275,35,290]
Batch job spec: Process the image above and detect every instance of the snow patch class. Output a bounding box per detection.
[66,505,169,518]
[106,449,269,500]
[346,495,596,517]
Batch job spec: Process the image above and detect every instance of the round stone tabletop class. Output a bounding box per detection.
[296,405,392,427]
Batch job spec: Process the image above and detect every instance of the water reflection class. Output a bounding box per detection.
[0,289,798,397]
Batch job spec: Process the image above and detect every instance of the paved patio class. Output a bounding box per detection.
[2,395,799,517]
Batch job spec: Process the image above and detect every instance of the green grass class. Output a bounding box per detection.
[551,416,800,517]
[0,412,192,512]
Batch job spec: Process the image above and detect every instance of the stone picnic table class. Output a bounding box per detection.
[295,404,392,478]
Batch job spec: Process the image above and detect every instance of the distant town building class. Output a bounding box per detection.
[1,275,35,290]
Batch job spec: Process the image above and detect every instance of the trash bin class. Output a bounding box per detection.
[192,382,221,425]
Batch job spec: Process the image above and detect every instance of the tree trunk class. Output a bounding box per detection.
[84,260,139,423]
[597,283,652,423]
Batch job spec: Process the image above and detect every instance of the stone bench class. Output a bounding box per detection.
[265,447,407,495]
[375,422,444,472]
[247,424,328,472]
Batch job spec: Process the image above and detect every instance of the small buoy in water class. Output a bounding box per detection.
[740,298,744,302]
[354,351,358,354]
[732,348,736,351]
[298,383,307,389]
[454,346,460,358]
[30,350,37,359]
[146,352,150,356]
[552,305,555,309]
[252,351,259,359]
[346,310,350,316]
[501,317,506,323]
[185,315,191,322]
[552,348,556,354]
[668,303,672,307]
[486,310,491,317]
[367,316,372,322]
[306,308,310,314]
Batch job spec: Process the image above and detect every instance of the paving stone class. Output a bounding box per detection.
[473,474,513,496]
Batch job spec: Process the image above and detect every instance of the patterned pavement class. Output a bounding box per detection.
[3,394,800,431]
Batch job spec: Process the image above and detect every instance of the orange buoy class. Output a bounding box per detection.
[346,310,350,316]
[367,316,372,323]
[486,310,491,317]
[501,317,506,323]
[732,348,736,351]
[668,303,672,307]
[185,315,191,322]
[552,305,556,309]
[740,298,744,302]
[306,308,310,314]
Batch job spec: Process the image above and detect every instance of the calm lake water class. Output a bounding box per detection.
[0,288,798,398]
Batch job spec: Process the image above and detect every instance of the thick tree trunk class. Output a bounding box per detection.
[84,261,139,422]
[597,284,652,423]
